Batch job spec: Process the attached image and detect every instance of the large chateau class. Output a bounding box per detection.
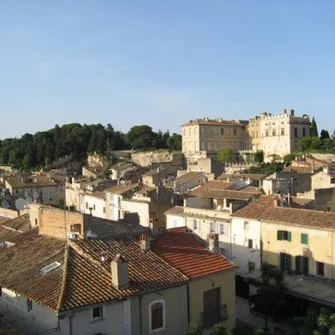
[182,109,311,161]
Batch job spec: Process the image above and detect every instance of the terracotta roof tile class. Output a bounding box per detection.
[0,233,187,313]
[106,183,138,195]
[233,195,335,230]
[282,166,313,174]
[239,186,264,195]
[151,228,236,279]
[6,175,58,189]
[189,182,255,201]
[2,214,30,231]
[164,206,185,216]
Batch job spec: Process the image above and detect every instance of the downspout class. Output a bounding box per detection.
[69,315,73,335]
[187,283,190,326]
[139,295,143,335]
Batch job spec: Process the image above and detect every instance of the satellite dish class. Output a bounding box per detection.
[26,197,33,205]
[15,198,27,211]
[32,191,39,201]
[86,228,98,239]
[1,200,9,208]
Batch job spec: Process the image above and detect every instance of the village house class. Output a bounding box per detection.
[311,166,335,190]
[164,171,207,194]
[5,174,60,205]
[0,207,236,335]
[217,173,267,189]
[82,164,105,179]
[231,195,335,311]
[165,180,259,259]
[110,163,136,182]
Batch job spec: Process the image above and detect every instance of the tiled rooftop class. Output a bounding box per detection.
[151,228,236,279]
[6,175,58,189]
[106,183,138,195]
[1,214,30,231]
[164,206,185,216]
[0,233,187,313]
[282,166,313,174]
[233,195,335,230]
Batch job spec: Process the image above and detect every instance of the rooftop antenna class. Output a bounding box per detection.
[15,197,27,216]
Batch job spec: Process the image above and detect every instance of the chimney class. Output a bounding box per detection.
[287,192,291,207]
[283,109,287,114]
[111,254,129,290]
[140,234,150,251]
[208,233,219,253]
[323,166,329,175]
[290,109,295,116]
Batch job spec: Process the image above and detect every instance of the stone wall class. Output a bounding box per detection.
[87,153,105,166]
[0,208,28,218]
[38,206,84,239]
[311,154,335,162]
[131,150,184,167]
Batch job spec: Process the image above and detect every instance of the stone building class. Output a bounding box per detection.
[182,109,311,161]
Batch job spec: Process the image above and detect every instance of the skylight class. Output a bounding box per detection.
[40,261,61,275]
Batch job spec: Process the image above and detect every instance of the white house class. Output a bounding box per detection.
[80,191,106,219]
[164,171,207,194]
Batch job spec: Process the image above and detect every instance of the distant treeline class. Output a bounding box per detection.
[0,123,181,171]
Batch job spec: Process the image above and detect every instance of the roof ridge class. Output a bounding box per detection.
[69,240,111,277]
[56,244,70,313]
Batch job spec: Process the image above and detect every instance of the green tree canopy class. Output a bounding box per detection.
[216,148,234,164]
[311,117,318,138]
[320,129,330,140]
[254,151,264,164]
[126,125,157,150]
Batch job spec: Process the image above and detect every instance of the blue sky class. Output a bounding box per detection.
[0,0,334,139]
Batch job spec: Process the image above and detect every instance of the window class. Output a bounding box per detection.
[248,239,253,249]
[294,128,298,138]
[281,128,285,135]
[221,128,224,135]
[149,300,165,333]
[91,306,103,321]
[209,222,214,232]
[93,204,96,211]
[280,253,291,272]
[248,262,255,273]
[303,128,306,137]
[201,127,204,134]
[316,262,324,276]
[27,299,32,312]
[85,202,88,209]
[301,233,308,245]
[71,224,81,234]
[201,142,205,150]
[193,219,198,230]
[40,262,61,275]
[34,218,38,226]
[219,223,226,235]
[103,207,105,214]
[233,128,237,135]
[265,130,269,137]
[214,127,217,135]
[277,230,292,241]
[244,221,249,230]
[295,256,309,276]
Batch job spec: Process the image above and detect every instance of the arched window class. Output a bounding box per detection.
[149,299,165,333]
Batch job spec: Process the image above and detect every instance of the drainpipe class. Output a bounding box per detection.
[139,295,143,335]
[187,283,190,326]
[69,314,73,335]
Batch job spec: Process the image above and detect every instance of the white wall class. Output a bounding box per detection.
[0,288,61,335]
[231,217,261,276]
[121,200,150,227]
[166,214,186,229]
[81,194,106,219]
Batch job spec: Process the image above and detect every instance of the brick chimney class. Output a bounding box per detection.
[140,234,150,251]
[111,254,129,290]
[208,233,219,253]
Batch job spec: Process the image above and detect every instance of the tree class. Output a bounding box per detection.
[187,324,202,335]
[216,148,234,164]
[311,136,321,149]
[210,323,228,335]
[166,133,182,151]
[251,263,286,330]
[311,117,318,138]
[299,309,335,335]
[320,129,330,140]
[126,125,157,150]
[283,153,296,163]
[254,151,264,164]
[300,137,313,151]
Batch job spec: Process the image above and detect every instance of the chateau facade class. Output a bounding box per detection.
[182,109,310,161]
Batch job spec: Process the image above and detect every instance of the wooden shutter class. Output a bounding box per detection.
[277,230,282,240]
[286,254,292,273]
[280,253,285,271]
[287,232,292,242]
[151,303,163,330]
[301,233,308,244]
[303,257,309,276]
[295,256,302,275]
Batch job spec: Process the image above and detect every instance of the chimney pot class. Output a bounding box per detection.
[140,234,151,251]
[111,254,129,290]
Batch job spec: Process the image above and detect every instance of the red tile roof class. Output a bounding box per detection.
[151,228,236,279]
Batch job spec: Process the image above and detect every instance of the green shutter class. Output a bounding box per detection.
[280,253,285,271]
[295,256,302,275]
[287,231,292,242]
[277,230,283,240]
[286,254,292,273]
[301,233,308,245]
[303,257,309,276]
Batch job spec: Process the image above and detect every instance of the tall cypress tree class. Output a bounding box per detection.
[311,117,318,138]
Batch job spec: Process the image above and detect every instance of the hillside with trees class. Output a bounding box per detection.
[0,123,182,171]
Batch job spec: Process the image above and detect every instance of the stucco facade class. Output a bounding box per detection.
[182,110,311,160]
